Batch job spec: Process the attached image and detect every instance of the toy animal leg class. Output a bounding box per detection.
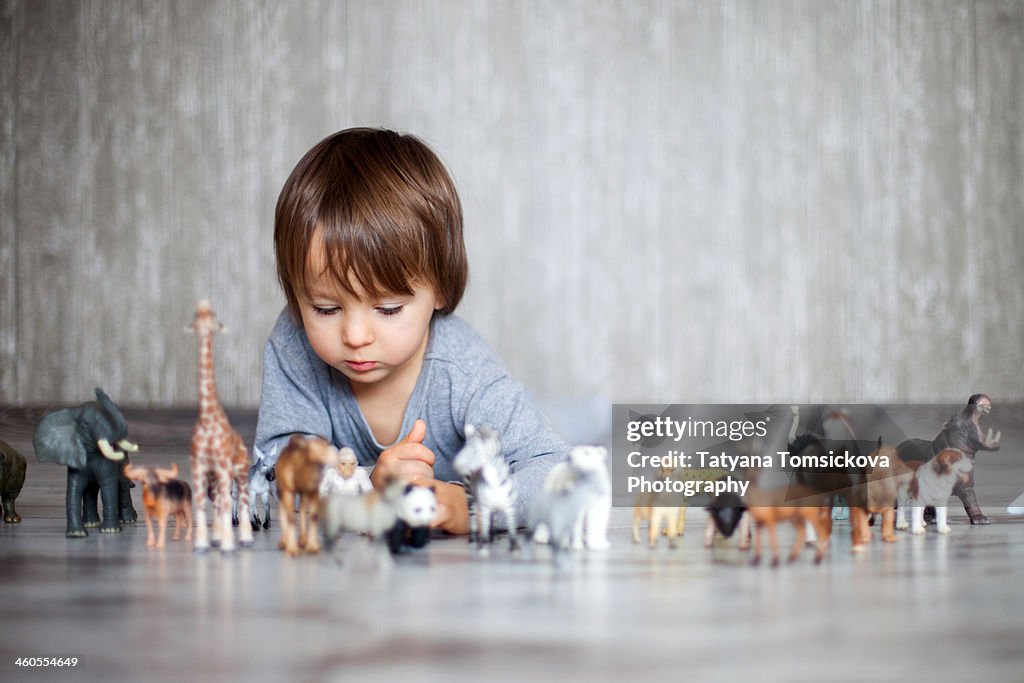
[192,458,211,552]
[570,510,585,550]
[665,510,682,549]
[853,510,872,548]
[954,484,989,525]
[789,519,806,563]
[234,451,254,547]
[82,481,101,527]
[98,474,121,534]
[648,512,663,548]
[179,505,193,541]
[804,520,817,546]
[737,514,751,550]
[910,506,926,535]
[144,511,156,546]
[2,494,21,523]
[278,496,299,557]
[850,507,869,553]
[895,490,910,531]
[504,507,520,552]
[466,498,478,544]
[704,514,716,548]
[157,508,170,548]
[64,473,88,536]
[767,523,781,567]
[632,509,646,544]
[584,503,611,550]
[881,509,897,542]
[811,508,831,564]
[936,506,950,535]
[118,472,137,524]
[675,506,686,536]
[303,496,321,554]
[216,469,234,553]
[751,522,763,565]
[476,506,492,552]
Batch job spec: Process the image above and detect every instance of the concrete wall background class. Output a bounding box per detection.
[2,0,1022,408]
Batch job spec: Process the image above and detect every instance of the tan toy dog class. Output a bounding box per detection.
[746,482,832,566]
[856,439,915,544]
[123,463,193,548]
[632,464,683,547]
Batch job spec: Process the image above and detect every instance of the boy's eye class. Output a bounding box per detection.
[312,306,340,317]
[376,305,404,317]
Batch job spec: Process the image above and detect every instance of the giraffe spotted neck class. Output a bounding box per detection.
[197,330,224,422]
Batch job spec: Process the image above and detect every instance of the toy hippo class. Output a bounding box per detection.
[0,438,27,523]
[897,393,1001,524]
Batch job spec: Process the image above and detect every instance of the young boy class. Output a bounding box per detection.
[255,128,568,534]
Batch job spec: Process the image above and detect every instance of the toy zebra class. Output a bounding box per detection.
[232,446,276,531]
[453,425,520,553]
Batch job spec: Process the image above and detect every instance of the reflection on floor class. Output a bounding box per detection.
[1,406,1023,682]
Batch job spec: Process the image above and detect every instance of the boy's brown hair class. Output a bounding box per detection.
[275,128,468,321]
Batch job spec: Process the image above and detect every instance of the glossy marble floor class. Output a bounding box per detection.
[2,406,1024,683]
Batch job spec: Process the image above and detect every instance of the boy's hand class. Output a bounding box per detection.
[371,419,435,487]
[410,478,469,535]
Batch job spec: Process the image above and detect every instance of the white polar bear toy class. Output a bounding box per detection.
[533,445,611,550]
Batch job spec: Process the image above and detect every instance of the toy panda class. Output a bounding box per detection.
[320,480,437,554]
[387,484,437,552]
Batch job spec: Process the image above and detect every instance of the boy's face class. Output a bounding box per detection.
[300,241,442,395]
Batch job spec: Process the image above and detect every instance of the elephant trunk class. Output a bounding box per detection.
[94,387,128,441]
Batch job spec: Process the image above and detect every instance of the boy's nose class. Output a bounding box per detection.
[341,314,374,347]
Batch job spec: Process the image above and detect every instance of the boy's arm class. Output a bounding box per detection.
[255,333,333,466]
[463,374,570,528]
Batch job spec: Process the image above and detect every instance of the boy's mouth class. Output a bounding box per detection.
[345,360,378,372]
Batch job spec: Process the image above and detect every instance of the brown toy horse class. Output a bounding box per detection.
[276,435,341,557]
[123,463,193,548]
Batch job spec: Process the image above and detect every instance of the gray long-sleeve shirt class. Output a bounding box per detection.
[254,309,568,525]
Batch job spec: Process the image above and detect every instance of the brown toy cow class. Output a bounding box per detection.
[123,463,193,548]
[276,435,341,557]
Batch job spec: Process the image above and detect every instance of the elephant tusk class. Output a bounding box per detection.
[117,439,139,452]
[97,439,126,461]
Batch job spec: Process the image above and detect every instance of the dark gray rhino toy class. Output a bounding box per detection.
[0,438,27,523]
[34,387,139,537]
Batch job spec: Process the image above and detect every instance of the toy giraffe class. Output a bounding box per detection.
[187,300,253,553]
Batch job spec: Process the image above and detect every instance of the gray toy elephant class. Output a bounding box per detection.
[33,387,139,537]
